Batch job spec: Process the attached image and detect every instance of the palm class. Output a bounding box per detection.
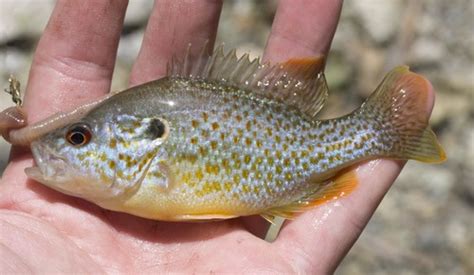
[1,159,290,272]
[0,1,434,273]
[1,157,310,273]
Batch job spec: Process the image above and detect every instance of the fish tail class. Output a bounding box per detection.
[359,66,446,163]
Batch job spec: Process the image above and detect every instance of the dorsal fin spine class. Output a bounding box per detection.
[182,44,192,76]
[168,44,329,119]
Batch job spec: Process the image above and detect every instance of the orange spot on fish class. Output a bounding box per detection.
[210,140,218,150]
[211,122,220,130]
[109,138,117,149]
[201,112,209,122]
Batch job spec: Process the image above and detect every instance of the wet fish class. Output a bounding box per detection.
[21,47,445,221]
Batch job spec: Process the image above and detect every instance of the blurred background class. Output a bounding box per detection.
[0,0,472,273]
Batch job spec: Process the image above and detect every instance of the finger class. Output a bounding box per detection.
[275,84,436,273]
[129,0,223,86]
[264,0,343,62]
[242,0,343,238]
[24,0,128,123]
[0,107,26,140]
[275,161,405,273]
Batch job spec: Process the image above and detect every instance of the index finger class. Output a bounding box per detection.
[23,0,128,124]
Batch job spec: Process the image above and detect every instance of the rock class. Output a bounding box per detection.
[415,0,474,94]
[0,0,54,43]
[430,92,471,126]
[350,0,403,43]
[0,49,32,80]
[410,37,446,64]
[0,140,10,176]
[216,1,273,49]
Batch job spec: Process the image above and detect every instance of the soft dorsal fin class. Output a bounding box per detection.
[262,169,358,220]
[168,44,329,118]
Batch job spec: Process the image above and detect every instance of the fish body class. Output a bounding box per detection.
[26,48,446,221]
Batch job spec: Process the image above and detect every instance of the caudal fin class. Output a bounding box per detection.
[361,66,446,163]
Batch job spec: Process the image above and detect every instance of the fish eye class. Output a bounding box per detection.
[66,124,92,146]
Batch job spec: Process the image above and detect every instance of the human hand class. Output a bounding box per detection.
[0,0,435,273]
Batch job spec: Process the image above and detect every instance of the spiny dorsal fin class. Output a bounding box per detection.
[168,44,329,118]
[262,169,358,220]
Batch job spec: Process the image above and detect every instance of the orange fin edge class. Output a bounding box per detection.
[280,56,326,81]
[262,169,358,219]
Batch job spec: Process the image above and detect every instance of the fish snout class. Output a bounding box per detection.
[30,141,70,179]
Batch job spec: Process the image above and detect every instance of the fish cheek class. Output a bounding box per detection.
[68,143,100,175]
[101,115,170,193]
[110,138,165,195]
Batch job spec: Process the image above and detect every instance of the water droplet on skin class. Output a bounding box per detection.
[311,204,334,231]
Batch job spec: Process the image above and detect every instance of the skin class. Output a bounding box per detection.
[0,0,436,273]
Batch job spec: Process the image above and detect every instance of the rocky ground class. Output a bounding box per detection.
[0,1,472,274]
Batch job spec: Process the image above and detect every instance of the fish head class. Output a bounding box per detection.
[26,114,170,201]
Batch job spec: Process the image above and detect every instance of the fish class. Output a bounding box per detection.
[18,46,445,221]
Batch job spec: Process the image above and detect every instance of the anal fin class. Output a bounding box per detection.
[262,169,358,219]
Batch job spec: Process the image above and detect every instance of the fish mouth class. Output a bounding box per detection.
[25,142,111,201]
[26,141,70,182]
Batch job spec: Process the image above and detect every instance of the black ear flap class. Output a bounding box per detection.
[113,115,169,142]
[147,118,166,140]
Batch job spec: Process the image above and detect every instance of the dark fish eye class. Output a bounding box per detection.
[148,118,166,139]
[66,124,92,146]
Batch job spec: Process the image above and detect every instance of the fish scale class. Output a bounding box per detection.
[25,47,445,221]
[156,80,316,212]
